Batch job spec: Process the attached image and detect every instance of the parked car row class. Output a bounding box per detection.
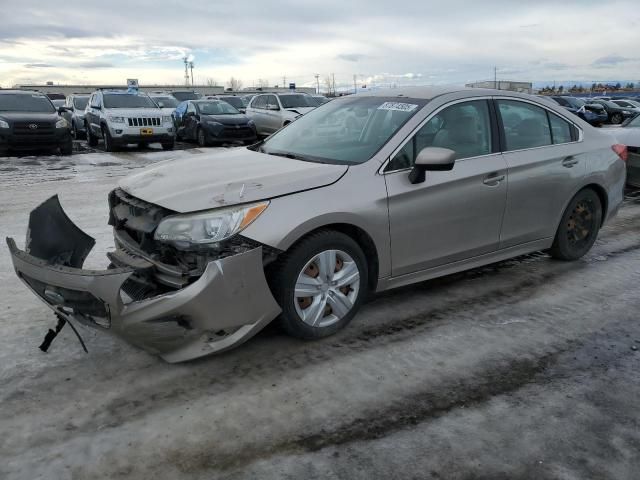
[545,95,639,126]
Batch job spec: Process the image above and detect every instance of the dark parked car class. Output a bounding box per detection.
[0,90,72,155]
[588,99,635,125]
[46,93,66,101]
[600,114,640,187]
[177,99,257,146]
[548,96,607,126]
[170,90,202,102]
[61,94,90,139]
[208,95,246,113]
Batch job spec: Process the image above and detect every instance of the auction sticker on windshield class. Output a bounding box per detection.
[378,102,418,112]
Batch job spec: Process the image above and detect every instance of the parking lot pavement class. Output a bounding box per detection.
[1,151,639,480]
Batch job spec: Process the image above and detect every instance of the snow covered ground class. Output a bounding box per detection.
[1,150,639,479]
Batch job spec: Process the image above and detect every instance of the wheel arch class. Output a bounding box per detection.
[582,183,608,226]
[281,223,380,293]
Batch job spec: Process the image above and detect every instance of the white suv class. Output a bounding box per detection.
[84,90,175,151]
[245,93,316,135]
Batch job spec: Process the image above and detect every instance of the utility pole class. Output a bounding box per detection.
[282,75,286,88]
[332,73,336,96]
[315,74,320,94]
[353,74,357,94]
[494,66,498,89]
[189,61,194,86]
[183,57,190,86]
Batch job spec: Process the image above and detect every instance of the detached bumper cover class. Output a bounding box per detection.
[6,195,281,363]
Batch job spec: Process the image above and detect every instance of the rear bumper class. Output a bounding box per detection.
[6,196,281,363]
[112,134,174,145]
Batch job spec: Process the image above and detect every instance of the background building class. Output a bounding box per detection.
[465,80,533,93]
[11,84,315,96]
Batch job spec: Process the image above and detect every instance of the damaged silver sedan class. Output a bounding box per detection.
[8,87,626,362]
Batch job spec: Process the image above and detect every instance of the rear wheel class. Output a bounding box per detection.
[610,113,623,124]
[550,189,602,261]
[270,230,368,339]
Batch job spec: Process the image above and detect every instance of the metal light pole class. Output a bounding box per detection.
[315,74,320,94]
[189,62,194,86]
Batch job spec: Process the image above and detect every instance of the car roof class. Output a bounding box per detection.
[0,89,45,95]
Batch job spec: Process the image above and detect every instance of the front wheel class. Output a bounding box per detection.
[197,128,208,147]
[59,136,73,156]
[86,123,98,146]
[270,230,368,339]
[102,127,116,152]
[550,189,602,261]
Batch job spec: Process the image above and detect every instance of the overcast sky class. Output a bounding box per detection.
[1,0,639,90]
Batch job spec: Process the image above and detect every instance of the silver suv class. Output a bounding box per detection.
[245,93,316,135]
[84,90,175,151]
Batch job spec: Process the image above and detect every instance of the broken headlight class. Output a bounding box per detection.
[153,201,269,249]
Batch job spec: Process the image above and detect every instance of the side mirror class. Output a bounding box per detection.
[408,147,456,184]
[57,106,69,114]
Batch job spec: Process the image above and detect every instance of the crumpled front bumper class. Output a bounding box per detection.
[6,196,282,363]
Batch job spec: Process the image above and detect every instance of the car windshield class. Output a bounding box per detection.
[172,91,201,101]
[561,97,585,108]
[626,115,640,128]
[151,96,179,108]
[279,94,314,109]
[0,93,55,113]
[261,96,427,165]
[219,97,244,109]
[311,96,329,106]
[73,97,89,110]
[103,94,157,109]
[197,101,239,115]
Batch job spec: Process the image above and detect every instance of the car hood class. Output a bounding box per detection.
[104,108,163,117]
[284,107,314,115]
[201,113,250,126]
[118,147,348,212]
[0,112,58,123]
[159,107,176,116]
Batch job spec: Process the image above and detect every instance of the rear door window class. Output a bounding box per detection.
[497,100,552,151]
[548,113,574,144]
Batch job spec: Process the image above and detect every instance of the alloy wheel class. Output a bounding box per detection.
[294,249,360,328]
[566,200,595,249]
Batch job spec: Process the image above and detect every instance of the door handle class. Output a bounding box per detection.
[562,156,579,168]
[483,173,505,186]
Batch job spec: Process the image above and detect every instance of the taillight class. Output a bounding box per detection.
[612,144,628,162]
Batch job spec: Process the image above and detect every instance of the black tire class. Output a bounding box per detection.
[611,113,623,125]
[86,122,98,147]
[161,141,175,151]
[138,142,149,149]
[269,230,368,339]
[102,126,115,152]
[59,136,73,156]
[197,127,208,147]
[550,189,602,261]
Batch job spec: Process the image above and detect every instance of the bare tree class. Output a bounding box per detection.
[324,75,333,95]
[226,77,244,91]
[205,78,218,87]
